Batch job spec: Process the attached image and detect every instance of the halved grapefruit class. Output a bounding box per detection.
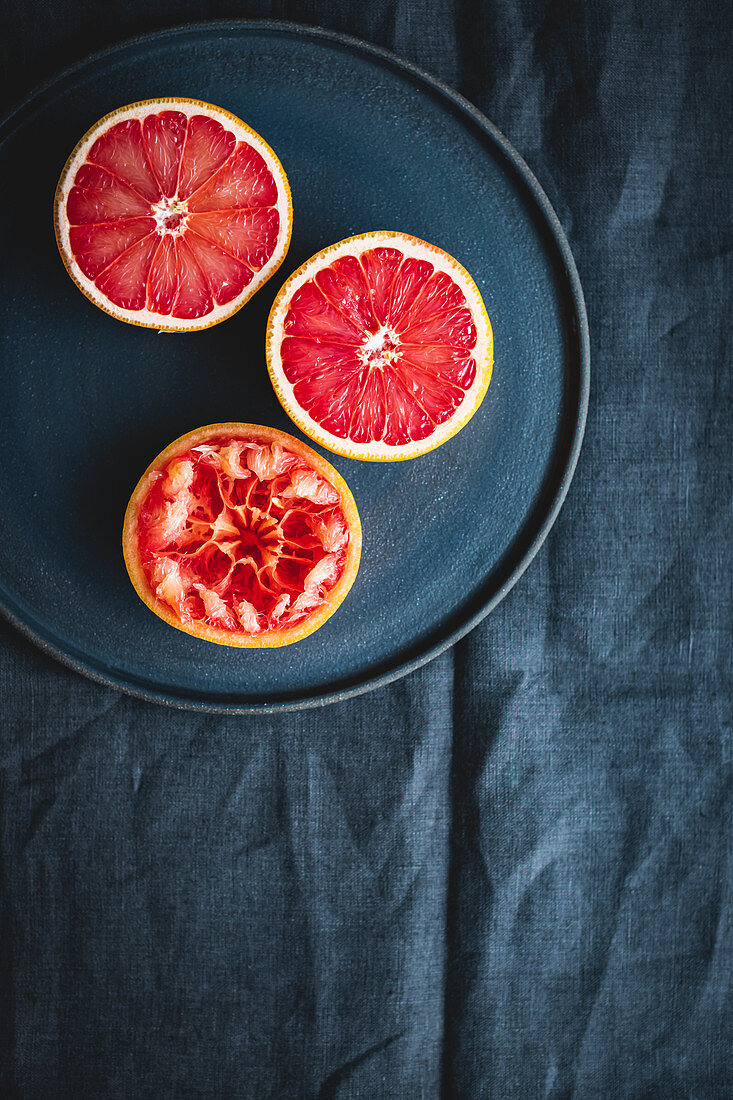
[266,231,493,460]
[55,99,292,330]
[123,424,361,647]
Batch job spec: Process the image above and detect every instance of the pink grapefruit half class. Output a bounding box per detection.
[55,98,292,331]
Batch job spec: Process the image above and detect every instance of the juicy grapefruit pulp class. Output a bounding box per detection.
[55,100,292,330]
[123,425,361,647]
[266,232,493,460]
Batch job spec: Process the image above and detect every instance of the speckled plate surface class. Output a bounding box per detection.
[0,21,589,711]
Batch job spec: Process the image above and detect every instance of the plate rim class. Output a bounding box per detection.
[0,18,590,713]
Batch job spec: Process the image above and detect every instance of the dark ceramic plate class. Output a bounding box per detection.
[0,21,589,711]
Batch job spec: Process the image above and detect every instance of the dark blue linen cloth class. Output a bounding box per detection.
[1,2,730,1097]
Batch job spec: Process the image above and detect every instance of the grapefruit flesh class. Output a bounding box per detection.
[123,425,361,647]
[267,232,493,460]
[55,100,292,330]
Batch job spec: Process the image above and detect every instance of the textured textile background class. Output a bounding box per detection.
[1,2,731,1097]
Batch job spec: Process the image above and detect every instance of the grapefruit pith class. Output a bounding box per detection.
[266,231,493,460]
[123,424,361,647]
[55,99,292,331]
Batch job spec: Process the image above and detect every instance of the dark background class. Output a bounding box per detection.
[1,1,730,1097]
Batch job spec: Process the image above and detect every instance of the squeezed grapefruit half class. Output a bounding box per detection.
[55,99,292,330]
[123,424,361,647]
[266,232,493,460]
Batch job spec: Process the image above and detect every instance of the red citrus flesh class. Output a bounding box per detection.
[123,425,361,647]
[267,232,493,460]
[55,100,292,330]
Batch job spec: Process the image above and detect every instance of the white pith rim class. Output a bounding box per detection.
[266,232,493,461]
[54,98,292,332]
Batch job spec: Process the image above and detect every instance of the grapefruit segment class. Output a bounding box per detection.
[67,164,151,223]
[400,343,477,388]
[55,98,292,330]
[146,235,178,314]
[359,246,403,325]
[390,358,465,425]
[177,114,236,199]
[186,142,278,211]
[349,371,387,444]
[314,255,377,332]
[171,237,213,319]
[184,233,253,305]
[87,118,161,202]
[294,362,369,440]
[280,336,361,382]
[381,369,434,444]
[123,424,361,648]
[386,257,435,327]
[142,110,187,196]
[69,218,155,280]
[266,232,493,460]
[95,232,159,311]
[397,269,468,328]
[285,281,363,343]
[400,306,477,347]
[186,207,278,268]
